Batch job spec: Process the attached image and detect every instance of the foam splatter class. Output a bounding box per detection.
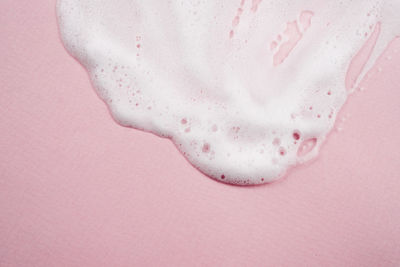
[57,0,400,184]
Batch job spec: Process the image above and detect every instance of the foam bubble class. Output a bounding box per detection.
[57,0,400,185]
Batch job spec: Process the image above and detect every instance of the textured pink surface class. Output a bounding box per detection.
[1,1,400,266]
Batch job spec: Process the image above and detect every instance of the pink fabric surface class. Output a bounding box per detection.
[1,1,400,266]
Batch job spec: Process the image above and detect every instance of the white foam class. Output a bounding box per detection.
[57,0,400,184]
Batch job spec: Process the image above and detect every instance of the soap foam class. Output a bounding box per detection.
[57,0,400,185]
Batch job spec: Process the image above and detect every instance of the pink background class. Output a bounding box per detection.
[1,1,400,266]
